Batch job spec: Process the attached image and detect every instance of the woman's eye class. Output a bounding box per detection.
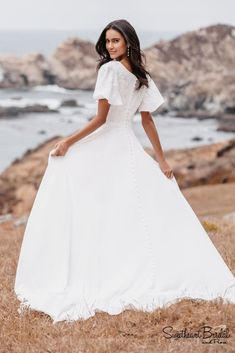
[106,39,119,43]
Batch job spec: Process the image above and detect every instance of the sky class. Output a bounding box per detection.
[0,0,234,32]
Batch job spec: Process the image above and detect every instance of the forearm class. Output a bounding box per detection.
[142,120,166,163]
[65,115,105,147]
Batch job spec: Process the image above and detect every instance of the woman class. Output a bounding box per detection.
[14,19,235,323]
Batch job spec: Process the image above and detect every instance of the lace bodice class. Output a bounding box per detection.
[93,60,165,127]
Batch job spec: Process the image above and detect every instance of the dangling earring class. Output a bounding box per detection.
[127,46,130,57]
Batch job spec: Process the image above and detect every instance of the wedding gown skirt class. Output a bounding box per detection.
[14,60,235,323]
[14,122,235,323]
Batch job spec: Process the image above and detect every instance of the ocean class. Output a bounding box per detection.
[0,85,234,173]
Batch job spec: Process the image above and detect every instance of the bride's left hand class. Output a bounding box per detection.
[50,139,70,156]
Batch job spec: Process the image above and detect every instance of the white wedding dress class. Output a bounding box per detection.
[14,60,235,323]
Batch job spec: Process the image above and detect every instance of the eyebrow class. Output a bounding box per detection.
[105,37,120,40]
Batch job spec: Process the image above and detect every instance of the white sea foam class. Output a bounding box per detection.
[33,85,73,94]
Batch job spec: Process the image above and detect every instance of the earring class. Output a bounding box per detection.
[127,46,130,57]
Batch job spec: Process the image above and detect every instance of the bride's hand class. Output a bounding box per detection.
[158,159,174,179]
[50,139,70,157]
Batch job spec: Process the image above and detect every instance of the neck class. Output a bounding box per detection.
[115,53,128,62]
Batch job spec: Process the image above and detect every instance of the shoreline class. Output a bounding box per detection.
[0,134,235,219]
[1,115,234,175]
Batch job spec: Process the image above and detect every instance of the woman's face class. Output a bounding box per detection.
[105,29,127,60]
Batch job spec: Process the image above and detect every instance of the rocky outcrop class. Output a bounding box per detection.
[49,37,99,89]
[0,53,53,88]
[0,37,98,89]
[0,135,235,217]
[60,99,79,107]
[146,24,235,116]
[0,104,58,118]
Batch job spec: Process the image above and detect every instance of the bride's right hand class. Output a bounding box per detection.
[50,139,70,157]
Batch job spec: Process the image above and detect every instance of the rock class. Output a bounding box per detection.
[0,37,98,89]
[49,37,99,89]
[145,24,235,118]
[187,163,196,169]
[191,136,203,141]
[60,99,78,107]
[0,104,58,118]
[217,114,235,132]
[225,106,235,114]
[0,53,52,88]
[216,139,235,157]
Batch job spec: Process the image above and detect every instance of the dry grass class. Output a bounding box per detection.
[1,219,235,353]
[202,220,219,233]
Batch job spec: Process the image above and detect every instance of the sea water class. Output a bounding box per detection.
[0,85,234,173]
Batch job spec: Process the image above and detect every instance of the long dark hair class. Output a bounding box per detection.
[95,19,151,89]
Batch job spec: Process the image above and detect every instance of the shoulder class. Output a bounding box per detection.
[96,61,120,85]
[98,60,119,74]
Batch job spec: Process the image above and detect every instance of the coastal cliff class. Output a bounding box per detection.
[0,24,235,128]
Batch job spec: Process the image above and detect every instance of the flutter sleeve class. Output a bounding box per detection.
[138,75,165,112]
[92,63,123,105]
